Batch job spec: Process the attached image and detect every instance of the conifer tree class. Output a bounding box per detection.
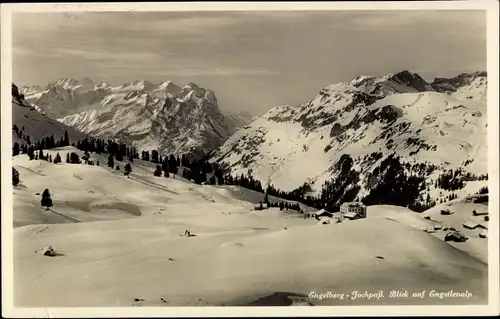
[70,152,80,164]
[154,165,162,177]
[13,142,20,156]
[124,163,132,176]
[41,189,53,210]
[64,130,70,146]
[108,154,115,168]
[54,152,62,164]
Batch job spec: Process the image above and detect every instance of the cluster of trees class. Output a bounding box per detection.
[319,154,361,212]
[66,152,84,164]
[435,169,466,191]
[435,169,488,192]
[12,127,71,157]
[75,137,139,162]
[361,155,427,211]
[12,125,31,147]
[257,193,304,212]
[477,186,488,195]
[220,172,263,191]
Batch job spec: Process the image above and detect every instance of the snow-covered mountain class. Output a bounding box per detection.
[12,84,87,147]
[431,71,487,105]
[22,79,235,158]
[210,71,488,208]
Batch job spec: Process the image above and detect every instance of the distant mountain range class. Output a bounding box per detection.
[21,79,254,158]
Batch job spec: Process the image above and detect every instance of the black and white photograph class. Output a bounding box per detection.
[1,1,499,317]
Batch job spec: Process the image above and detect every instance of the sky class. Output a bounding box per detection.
[12,10,486,116]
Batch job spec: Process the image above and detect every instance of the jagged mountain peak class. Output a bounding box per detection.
[23,78,238,159]
[211,70,488,209]
[431,71,487,92]
[430,71,487,104]
[347,70,432,96]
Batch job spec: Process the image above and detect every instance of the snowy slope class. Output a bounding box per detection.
[211,71,488,207]
[431,71,487,105]
[22,79,242,158]
[12,149,488,307]
[422,195,489,263]
[12,84,87,147]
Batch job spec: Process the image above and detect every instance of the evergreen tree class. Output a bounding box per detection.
[64,130,70,146]
[108,154,115,168]
[54,152,62,164]
[41,189,53,210]
[70,152,80,164]
[162,160,169,174]
[13,142,20,156]
[264,192,270,206]
[151,150,159,163]
[39,148,45,161]
[168,155,178,174]
[66,153,70,163]
[164,170,170,178]
[115,152,124,162]
[12,167,20,186]
[154,165,162,177]
[124,163,132,176]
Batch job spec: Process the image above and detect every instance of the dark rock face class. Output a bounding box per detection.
[431,71,487,93]
[375,105,402,124]
[388,70,431,92]
[12,84,24,103]
[329,123,343,137]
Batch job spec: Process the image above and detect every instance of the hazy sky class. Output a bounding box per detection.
[12,10,486,116]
